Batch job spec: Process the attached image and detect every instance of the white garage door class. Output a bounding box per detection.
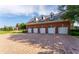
[33,28,38,33]
[40,28,46,34]
[28,28,32,33]
[58,27,68,34]
[48,27,56,34]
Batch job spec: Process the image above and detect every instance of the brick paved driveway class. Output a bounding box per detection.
[0,33,79,54]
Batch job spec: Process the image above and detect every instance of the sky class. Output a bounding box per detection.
[0,5,59,28]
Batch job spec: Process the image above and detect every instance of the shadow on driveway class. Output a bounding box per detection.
[7,33,79,54]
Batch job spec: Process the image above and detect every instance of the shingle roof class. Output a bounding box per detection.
[28,12,62,23]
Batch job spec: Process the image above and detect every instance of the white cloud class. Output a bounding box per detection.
[38,5,49,15]
[36,5,59,15]
[0,5,59,16]
[0,5,36,16]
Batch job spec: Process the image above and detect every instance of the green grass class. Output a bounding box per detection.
[0,31,12,34]
[0,30,24,34]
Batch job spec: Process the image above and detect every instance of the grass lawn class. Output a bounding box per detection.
[0,30,23,34]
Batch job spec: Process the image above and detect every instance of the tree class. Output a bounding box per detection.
[16,23,19,30]
[18,23,26,30]
[58,5,79,29]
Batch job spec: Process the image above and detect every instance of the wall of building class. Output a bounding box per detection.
[26,20,71,34]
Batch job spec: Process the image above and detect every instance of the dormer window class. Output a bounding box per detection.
[36,18,39,22]
[41,15,43,20]
[33,17,39,22]
[41,15,45,20]
[50,12,54,18]
[34,16,36,21]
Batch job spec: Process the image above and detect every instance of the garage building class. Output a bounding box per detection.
[26,12,71,34]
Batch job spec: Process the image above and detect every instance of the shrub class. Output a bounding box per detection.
[69,29,79,36]
[22,30,27,33]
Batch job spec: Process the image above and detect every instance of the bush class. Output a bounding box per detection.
[70,29,79,32]
[69,29,79,36]
[22,30,27,33]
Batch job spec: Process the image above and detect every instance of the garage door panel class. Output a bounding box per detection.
[48,27,56,34]
[40,28,46,34]
[33,28,38,33]
[58,27,68,34]
[28,28,32,33]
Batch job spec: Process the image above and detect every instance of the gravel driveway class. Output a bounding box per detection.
[0,33,79,54]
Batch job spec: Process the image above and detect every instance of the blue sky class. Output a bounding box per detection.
[0,5,59,28]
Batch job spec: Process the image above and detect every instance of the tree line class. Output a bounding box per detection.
[0,23,26,31]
